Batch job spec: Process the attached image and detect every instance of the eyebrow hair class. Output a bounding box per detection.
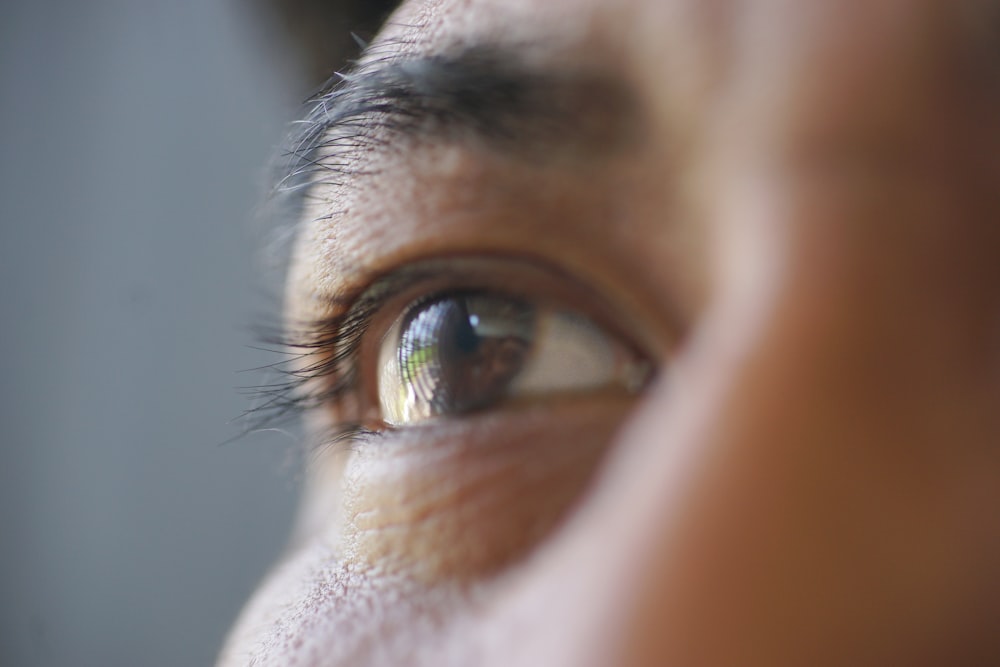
[275,43,637,197]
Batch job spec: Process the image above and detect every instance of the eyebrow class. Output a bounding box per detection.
[277,43,638,195]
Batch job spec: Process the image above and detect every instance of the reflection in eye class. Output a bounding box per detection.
[378,291,647,425]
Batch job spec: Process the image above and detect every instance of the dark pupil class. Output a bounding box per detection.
[398,293,535,416]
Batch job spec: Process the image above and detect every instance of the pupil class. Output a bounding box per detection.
[453,305,481,354]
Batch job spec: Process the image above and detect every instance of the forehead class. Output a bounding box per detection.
[361,0,998,164]
[382,0,995,78]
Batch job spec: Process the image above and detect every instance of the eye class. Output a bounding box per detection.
[377,290,648,426]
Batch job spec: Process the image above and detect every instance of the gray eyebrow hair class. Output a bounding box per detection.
[275,43,636,198]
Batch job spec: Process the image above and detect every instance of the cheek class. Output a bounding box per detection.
[218,541,463,667]
[332,399,632,583]
[217,536,569,667]
[219,399,635,667]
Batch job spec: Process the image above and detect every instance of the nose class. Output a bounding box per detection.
[525,8,1000,665]
[581,163,1000,666]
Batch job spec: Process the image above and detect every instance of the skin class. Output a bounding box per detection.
[220,0,1000,664]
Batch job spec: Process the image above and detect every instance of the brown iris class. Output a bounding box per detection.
[398,293,536,417]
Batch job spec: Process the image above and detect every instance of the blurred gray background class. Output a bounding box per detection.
[0,1,391,664]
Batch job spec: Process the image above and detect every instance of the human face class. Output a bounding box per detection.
[220,0,1000,664]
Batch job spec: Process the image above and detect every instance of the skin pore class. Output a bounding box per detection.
[221,0,1000,665]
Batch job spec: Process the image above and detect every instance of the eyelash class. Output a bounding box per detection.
[238,266,443,441]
